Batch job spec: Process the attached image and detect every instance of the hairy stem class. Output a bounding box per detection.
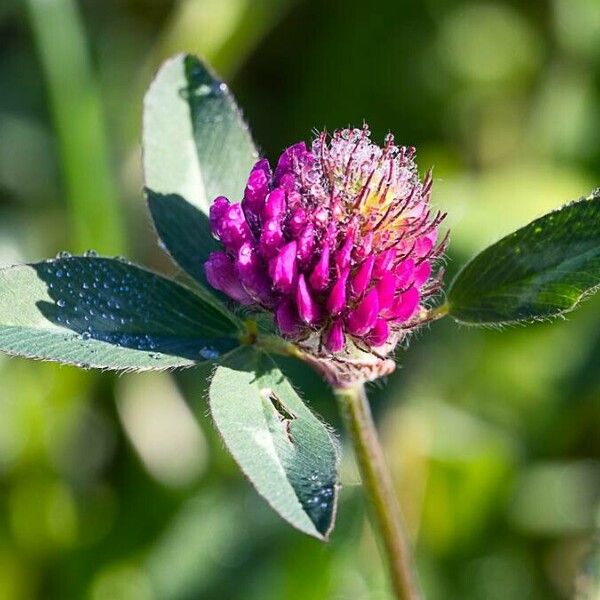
[335,385,421,600]
[428,301,449,321]
[252,331,305,359]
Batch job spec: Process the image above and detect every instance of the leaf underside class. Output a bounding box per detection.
[0,257,240,370]
[143,53,259,290]
[209,347,339,539]
[448,190,600,324]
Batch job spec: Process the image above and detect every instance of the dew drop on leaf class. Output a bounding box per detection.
[195,83,212,96]
[199,347,219,360]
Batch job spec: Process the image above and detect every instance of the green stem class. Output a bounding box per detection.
[251,331,304,358]
[428,301,449,321]
[335,384,421,600]
[26,0,125,255]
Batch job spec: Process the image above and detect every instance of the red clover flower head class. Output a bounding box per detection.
[205,126,447,381]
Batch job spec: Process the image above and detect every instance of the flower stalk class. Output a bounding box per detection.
[428,301,449,321]
[335,384,421,600]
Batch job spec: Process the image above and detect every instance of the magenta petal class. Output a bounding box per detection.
[235,243,274,306]
[354,231,373,261]
[269,240,297,294]
[324,320,345,352]
[209,196,231,235]
[395,258,416,287]
[325,222,338,246]
[326,267,349,316]
[289,208,307,237]
[314,206,329,226]
[309,244,330,292]
[204,251,253,305]
[275,300,303,337]
[376,272,397,310]
[335,228,355,272]
[373,248,396,278]
[286,191,302,210]
[351,255,375,298]
[366,318,389,347]
[263,188,286,220]
[214,203,253,251]
[346,288,379,336]
[363,231,373,255]
[275,142,307,180]
[413,261,432,286]
[296,274,320,324]
[242,160,271,227]
[391,287,420,322]
[414,235,434,257]
[278,173,297,192]
[243,159,270,202]
[297,224,316,266]
[259,218,284,257]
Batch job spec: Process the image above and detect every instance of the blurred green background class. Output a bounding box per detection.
[1,0,600,598]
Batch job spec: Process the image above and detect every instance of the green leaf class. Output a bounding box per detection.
[0,257,240,370]
[143,54,258,287]
[145,189,219,293]
[448,190,600,324]
[209,347,339,539]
